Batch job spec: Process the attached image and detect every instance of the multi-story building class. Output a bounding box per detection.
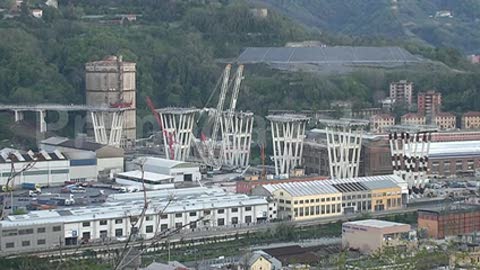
[462,112,480,130]
[261,181,342,221]
[434,112,456,130]
[390,80,413,106]
[0,187,276,255]
[255,175,407,221]
[418,205,480,239]
[401,113,426,126]
[417,90,442,117]
[0,149,69,187]
[342,219,414,253]
[370,114,395,134]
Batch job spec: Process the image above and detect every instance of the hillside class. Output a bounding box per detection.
[2,0,480,145]
[253,0,480,53]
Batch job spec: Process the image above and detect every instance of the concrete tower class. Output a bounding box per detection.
[85,55,136,144]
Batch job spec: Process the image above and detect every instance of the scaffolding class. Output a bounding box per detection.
[319,118,368,179]
[221,111,254,168]
[267,114,309,176]
[156,107,199,161]
[387,125,437,190]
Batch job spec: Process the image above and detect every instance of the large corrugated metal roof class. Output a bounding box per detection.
[263,181,340,197]
[1,188,268,227]
[429,140,480,158]
[238,46,422,64]
[263,175,406,197]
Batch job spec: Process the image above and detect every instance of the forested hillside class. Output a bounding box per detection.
[2,0,480,142]
[254,0,480,53]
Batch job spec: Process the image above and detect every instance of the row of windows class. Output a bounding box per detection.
[80,207,255,227]
[5,239,47,249]
[293,197,340,205]
[293,204,342,217]
[2,226,60,237]
[78,216,256,240]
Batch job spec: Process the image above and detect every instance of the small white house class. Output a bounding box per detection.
[115,170,174,190]
[142,157,201,183]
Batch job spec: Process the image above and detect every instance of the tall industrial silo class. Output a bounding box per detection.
[85,55,136,144]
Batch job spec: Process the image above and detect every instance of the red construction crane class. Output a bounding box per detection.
[146,96,175,160]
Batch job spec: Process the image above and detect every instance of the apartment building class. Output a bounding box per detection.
[0,187,276,255]
[434,112,456,130]
[401,113,426,126]
[390,80,413,106]
[462,112,480,129]
[417,90,442,117]
[370,114,395,134]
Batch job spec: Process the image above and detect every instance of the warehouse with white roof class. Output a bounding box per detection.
[428,140,480,177]
[142,157,201,182]
[0,187,276,255]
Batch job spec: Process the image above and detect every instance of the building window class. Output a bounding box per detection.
[232,208,238,213]
[5,242,14,249]
[305,207,309,216]
[146,225,154,233]
[294,208,298,217]
[161,214,168,219]
[245,206,252,211]
[160,224,168,231]
[18,229,34,235]
[232,217,239,224]
[189,212,197,217]
[245,216,252,223]
[294,200,298,205]
[316,206,320,215]
[310,199,314,203]
[190,222,197,229]
[315,199,320,203]
[53,226,61,232]
[100,230,108,238]
[115,229,123,237]
[175,213,182,218]
[37,239,46,245]
[321,205,325,215]
[22,240,30,247]
[145,215,154,221]
[100,220,107,226]
[115,219,123,224]
[82,222,90,227]
[37,227,46,233]
[218,209,225,214]
[217,218,225,226]
[299,200,304,204]
[82,232,91,240]
[204,210,211,215]
[321,198,325,202]
[299,208,304,217]
[175,222,183,229]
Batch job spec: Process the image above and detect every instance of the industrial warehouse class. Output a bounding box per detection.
[0,187,276,254]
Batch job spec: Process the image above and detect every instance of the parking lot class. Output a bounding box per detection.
[1,183,123,212]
